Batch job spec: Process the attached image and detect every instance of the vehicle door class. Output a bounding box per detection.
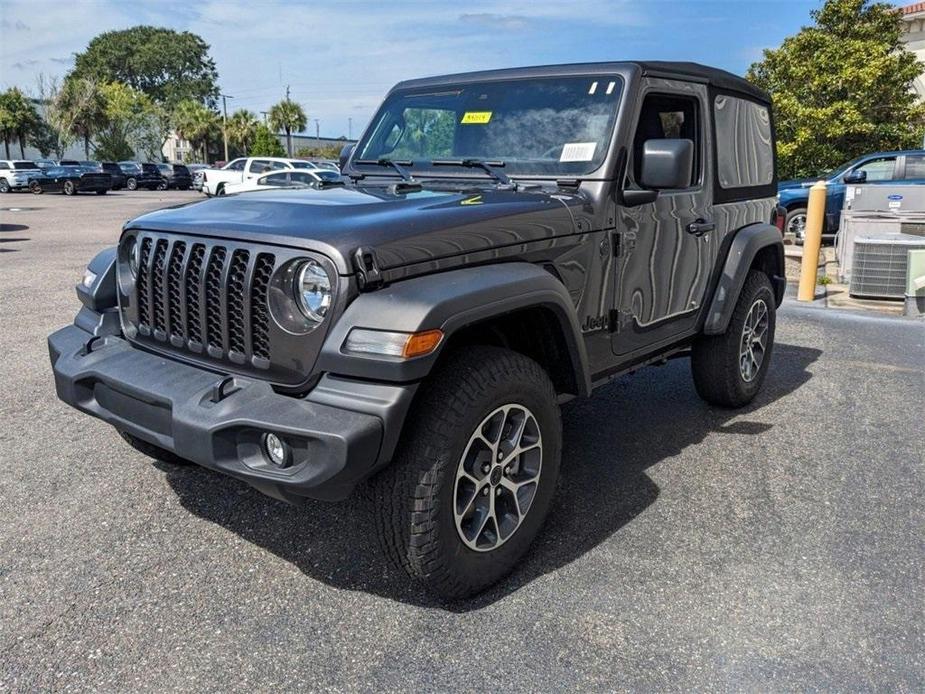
[613,80,713,356]
[246,159,271,180]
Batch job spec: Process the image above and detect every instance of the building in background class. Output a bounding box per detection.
[901,2,925,100]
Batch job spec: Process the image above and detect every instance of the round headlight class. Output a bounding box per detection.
[127,237,139,276]
[295,259,332,322]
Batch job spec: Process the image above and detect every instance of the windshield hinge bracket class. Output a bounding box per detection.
[353,247,384,291]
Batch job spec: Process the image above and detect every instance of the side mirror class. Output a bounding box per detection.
[843,169,866,184]
[639,139,694,190]
[339,144,355,171]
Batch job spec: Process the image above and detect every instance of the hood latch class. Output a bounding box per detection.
[353,247,384,290]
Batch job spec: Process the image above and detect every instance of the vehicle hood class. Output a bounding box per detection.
[125,184,582,275]
[777,178,815,190]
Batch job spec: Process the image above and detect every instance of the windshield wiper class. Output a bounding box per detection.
[431,159,513,187]
[354,158,414,181]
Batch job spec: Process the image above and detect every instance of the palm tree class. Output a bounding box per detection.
[227,109,258,155]
[53,78,105,159]
[268,99,307,156]
[0,88,41,159]
[173,100,219,163]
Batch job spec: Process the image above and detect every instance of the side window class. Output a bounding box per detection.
[713,95,773,189]
[904,155,925,180]
[855,157,896,182]
[248,159,270,173]
[268,160,289,171]
[0,161,8,170]
[261,173,289,186]
[227,159,246,171]
[290,172,315,184]
[632,93,702,188]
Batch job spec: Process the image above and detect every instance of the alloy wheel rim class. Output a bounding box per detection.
[739,299,769,383]
[787,213,806,239]
[453,404,542,552]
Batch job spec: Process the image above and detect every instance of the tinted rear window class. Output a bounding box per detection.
[12,161,38,170]
[173,165,190,175]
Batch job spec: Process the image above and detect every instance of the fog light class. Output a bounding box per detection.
[263,433,288,466]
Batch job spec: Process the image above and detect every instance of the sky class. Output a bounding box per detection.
[0,0,890,139]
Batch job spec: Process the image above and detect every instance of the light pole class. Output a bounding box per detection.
[348,117,352,140]
[220,93,234,162]
[314,118,320,141]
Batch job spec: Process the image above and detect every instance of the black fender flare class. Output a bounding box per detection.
[703,223,785,335]
[317,262,592,396]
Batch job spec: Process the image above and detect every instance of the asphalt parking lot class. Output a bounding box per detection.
[1,191,923,691]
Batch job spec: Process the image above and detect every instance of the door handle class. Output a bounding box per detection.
[686,219,715,236]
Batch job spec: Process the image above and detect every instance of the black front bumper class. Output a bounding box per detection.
[49,324,416,502]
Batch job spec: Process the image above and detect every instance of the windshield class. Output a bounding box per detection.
[356,75,623,177]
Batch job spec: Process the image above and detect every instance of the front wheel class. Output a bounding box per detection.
[29,181,42,195]
[157,181,168,191]
[215,183,226,196]
[126,177,138,191]
[374,346,561,600]
[0,179,10,193]
[63,180,76,196]
[785,207,807,243]
[691,270,776,408]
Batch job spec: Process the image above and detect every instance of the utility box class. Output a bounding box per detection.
[838,184,925,283]
[906,249,925,317]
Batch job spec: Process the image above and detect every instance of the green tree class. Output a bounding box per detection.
[228,109,258,155]
[70,26,218,114]
[95,82,167,161]
[747,0,925,179]
[268,99,307,156]
[250,123,286,157]
[54,77,107,158]
[173,99,220,163]
[0,88,40,158]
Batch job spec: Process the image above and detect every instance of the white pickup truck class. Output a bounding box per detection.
[201,157,320,196]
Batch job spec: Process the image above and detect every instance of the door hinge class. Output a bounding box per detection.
[613,231,635,257]
[353,246,383,290]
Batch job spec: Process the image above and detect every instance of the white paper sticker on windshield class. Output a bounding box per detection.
[559,142,597,162]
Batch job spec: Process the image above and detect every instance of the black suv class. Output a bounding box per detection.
[118,162,166,191]
[156,163,193,190]
[49,62,784,599]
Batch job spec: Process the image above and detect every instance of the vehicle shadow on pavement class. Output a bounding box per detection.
[1,223,29,232]
[157,342,820,610]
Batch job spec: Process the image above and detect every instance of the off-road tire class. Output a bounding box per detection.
[373,346,561,600]
[119,431,192,465]
[691,270,776,408]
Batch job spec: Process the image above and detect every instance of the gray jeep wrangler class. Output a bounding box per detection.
[49,61,784,599]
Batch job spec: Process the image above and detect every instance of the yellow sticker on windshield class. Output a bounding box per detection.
[461,111,492,124]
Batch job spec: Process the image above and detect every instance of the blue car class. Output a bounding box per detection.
[778,149,925,241]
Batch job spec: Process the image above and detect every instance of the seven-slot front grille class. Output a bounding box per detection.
[131,234,276,368]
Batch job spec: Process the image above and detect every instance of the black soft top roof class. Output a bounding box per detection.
[396,61,770,104]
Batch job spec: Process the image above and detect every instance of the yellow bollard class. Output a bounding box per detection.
[797,181,827,301]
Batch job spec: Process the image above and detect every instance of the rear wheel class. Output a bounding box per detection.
[119,431,192,465]
[216,183,226,196]
[126,177,138,191]
[63,180,76,196]
[691,270,776,408]
[373,346,561,600]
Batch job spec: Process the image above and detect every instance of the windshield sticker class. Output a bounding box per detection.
[559,142,597,162]
[461,111,492,124]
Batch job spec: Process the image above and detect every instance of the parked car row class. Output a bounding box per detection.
[199,157,342,196]
[0,159,202,195]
